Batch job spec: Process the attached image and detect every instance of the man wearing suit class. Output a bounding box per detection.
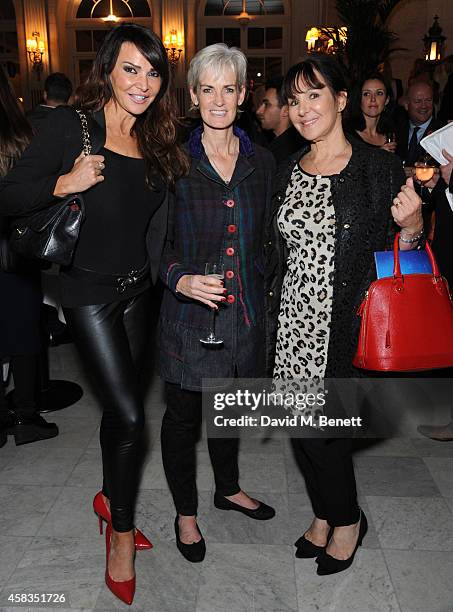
[395,81,444,166]
[256,77,306,163]
[26,73,73,133]
[418,149,453,441]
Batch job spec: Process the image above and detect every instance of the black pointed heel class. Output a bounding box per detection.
[174,516,206,563]
[316,511,368,575]
[295,528,333,559]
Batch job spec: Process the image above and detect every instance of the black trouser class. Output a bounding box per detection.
[161,383,241,516]
[291,437,360,527]
[64,289,151,532]
[0,354,39,418]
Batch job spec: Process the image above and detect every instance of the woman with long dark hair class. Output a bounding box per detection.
[0,24,188,604]
[0,65,59,448]
[346,72,397,152]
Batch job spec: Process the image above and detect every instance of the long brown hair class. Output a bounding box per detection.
[73,23,188,188]
[0,66,33,178]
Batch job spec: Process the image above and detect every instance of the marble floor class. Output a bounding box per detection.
[1,343,453,612]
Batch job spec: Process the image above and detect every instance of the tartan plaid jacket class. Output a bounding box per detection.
[158,126,276,390]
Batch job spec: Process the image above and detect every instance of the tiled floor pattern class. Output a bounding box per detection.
[1,344,453,611]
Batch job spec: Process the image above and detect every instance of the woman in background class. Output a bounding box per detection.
[346,73,396,152]
[0,65,58,448]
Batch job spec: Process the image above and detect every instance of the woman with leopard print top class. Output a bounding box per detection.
[264,54,423,575]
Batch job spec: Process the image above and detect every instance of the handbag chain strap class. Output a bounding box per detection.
[75,109,92,156]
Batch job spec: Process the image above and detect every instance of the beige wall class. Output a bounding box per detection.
[388,0,452,86]
[324,0,452,86]
[10,0,453,109]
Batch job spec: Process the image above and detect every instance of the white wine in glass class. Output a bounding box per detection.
[200,262,224,346]
[413,158,435,196]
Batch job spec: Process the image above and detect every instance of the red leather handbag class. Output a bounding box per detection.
[353,233,453,371]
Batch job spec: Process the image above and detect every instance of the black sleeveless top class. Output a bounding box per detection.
[60,147,164,306]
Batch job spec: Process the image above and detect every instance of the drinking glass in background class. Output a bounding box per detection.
[384,131,397,154]
[199,262,224,346]
[386,131,396,144]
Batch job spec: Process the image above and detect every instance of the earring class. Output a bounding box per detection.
[193,101,199,107]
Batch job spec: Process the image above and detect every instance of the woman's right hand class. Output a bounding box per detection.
[176,274,226,308]
[53,151,105,197]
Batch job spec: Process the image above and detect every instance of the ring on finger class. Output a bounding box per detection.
[394,198,401,207]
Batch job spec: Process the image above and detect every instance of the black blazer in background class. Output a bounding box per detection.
[267,125,307,164]
[26,104,57,133]
[0,106,169,285]
[431,174,453,287]
[439,74,453,122]
[395,113,444,164]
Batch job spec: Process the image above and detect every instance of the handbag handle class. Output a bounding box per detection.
[75,110,92,156]
[393,232,441,279]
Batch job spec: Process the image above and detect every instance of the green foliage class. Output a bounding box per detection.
[330,0,405,82]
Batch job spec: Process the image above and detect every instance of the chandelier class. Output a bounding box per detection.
[89,0,134,22]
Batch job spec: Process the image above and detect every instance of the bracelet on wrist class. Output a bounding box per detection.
[399,229,424,244]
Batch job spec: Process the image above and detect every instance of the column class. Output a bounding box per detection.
[162,0,186,112]
[22,0,49,107]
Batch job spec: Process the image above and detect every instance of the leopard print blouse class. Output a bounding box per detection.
[273,164,336,380]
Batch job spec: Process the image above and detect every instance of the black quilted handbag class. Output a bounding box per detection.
[9,110,91,266]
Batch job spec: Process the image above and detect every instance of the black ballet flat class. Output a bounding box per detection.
[174,516,206,563]
[316,511,368,575]
[295,528,333,559]
[213,493,276,520]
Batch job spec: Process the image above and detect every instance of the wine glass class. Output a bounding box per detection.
[386,131,396,144]
[200,262,224,346]
[413,155,436,195]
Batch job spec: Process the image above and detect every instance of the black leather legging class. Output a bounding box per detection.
[64,289,151,532]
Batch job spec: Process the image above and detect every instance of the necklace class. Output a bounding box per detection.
[310,141,351,178]
[201,133,239,184]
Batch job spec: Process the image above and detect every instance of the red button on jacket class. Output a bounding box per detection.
[225,199,235,208]
[227,224,237,233]
[226,247,235,256]
[226,294,235,304]
[225,270,234,279]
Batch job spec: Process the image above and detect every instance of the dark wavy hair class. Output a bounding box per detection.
[0,66,33,178]
[73,23,188,187]
[345,72,395,135]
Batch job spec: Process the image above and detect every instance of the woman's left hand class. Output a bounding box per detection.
[391,177,423,234]
[380,141,397,153]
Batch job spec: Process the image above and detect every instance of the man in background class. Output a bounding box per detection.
[395,81,443,166]
[256,77,306,164]
[26,72,73,132]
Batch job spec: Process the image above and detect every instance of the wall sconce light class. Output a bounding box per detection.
[305,27,320,52]
[305,26,347,54]
[423,15,446,63]
[26,32,45,79]
[164,29,184,66]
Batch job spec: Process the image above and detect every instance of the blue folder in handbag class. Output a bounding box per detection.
[374,249,432,279]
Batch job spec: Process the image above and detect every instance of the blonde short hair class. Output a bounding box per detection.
[187,43,247,92]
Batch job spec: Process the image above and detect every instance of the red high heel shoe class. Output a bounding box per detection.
[105,522,135,606]
[93,492,152,550]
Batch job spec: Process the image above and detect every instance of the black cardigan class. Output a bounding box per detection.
[0,105,169,286]
[264,139,406,377]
